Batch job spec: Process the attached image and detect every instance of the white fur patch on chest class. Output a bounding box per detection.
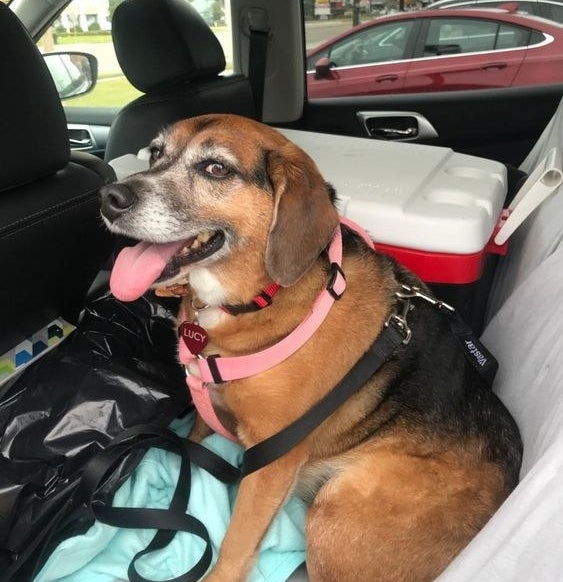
[189,267,227,328]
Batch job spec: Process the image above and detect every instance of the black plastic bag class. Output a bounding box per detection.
[0,292,189,578]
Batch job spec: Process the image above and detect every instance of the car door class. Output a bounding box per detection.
[513,25,563,86]
[404,17,527,92]
[300,12,562,168]
[306,19,416,98]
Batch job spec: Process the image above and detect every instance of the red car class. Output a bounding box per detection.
[306,8,563,98]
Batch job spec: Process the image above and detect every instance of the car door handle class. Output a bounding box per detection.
[375,74,399,83]
[69,137,93,147]
[374,127,417,139]
[68,124,96,150]
[356,111,439,141]
[482,62,507,71]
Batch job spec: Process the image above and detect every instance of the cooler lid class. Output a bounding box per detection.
[280,129,506,254]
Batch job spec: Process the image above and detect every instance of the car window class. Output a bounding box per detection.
[496,23,532,48]
[36,0,233,110]
[508,1,539,16]
[328,21,414,67]
[473,0,539,15]
[426,18,497,54]
[543,2,563,23]
[427,0,541,14]
[424,17,528,55]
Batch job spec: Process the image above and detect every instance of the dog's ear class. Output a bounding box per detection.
[265,143,339,286]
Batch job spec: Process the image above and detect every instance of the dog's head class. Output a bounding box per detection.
[100,114,339,303]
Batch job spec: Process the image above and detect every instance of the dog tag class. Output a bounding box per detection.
[179,321,209,355]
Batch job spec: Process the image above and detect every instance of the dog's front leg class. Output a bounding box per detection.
[204,449,305,582]
[188,411,214,443]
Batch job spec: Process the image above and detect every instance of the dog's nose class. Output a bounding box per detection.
[99,183,137,222]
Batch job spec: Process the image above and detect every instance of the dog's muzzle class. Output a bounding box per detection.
[99,183,137,222]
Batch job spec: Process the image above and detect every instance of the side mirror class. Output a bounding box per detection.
[314,57,334,80]
[43,52,98,100]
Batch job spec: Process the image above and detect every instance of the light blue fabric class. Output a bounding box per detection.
[35,414,306,582]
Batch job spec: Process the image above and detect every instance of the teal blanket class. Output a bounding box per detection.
[35,414,306,582]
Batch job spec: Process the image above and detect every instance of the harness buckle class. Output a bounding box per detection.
[327,262,346,300]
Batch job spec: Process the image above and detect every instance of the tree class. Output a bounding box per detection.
[108,0,126,22]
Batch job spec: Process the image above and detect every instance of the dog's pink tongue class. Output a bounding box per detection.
[110,240,185,301]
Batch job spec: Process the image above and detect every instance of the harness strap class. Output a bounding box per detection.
[197,263,345,383]
[181,219,376,441]
[181,225,346,384]
[241,321,406,476]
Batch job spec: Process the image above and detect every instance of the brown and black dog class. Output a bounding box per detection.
[99,114,522,582]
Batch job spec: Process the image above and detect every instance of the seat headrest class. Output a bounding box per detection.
[0,4,69,192]
[112,0,226,94]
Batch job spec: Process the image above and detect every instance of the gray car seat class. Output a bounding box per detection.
[103,0,256,162]
[288,98,563,582]
[430,96,563,582]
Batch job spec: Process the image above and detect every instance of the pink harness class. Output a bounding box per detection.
[178,217,373,442]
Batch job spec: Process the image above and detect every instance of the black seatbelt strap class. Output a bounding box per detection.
[248,26,270,121]
[394,285,499,386]
[448,310,498,385]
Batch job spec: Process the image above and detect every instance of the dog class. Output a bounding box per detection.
[99,114,522,582]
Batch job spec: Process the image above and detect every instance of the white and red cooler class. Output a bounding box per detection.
[280,129,508,331]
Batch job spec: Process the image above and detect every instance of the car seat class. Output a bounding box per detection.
[429,95,563,582]
[103,0,257,162]
[287,95,563,582]
[0,3,114,357]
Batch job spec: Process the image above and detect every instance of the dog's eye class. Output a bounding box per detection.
[204,161,231,178]
[149,146,162,164]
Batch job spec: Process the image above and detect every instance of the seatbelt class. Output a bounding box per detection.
[247,10,270,121]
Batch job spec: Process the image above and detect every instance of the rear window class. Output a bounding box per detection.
[426,18,532,55]
[542,2,563,23]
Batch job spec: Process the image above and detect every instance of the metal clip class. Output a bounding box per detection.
[184,356,204,377]
[397,284,455,313]
[191,298,210,312]
[385,294,413,344]
[385,284,455,345]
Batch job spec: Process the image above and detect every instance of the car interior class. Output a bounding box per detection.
[0,2,114,356]
[104,0,257,161]
[1,0,563,580]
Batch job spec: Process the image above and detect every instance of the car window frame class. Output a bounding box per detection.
[411,15,541,60]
